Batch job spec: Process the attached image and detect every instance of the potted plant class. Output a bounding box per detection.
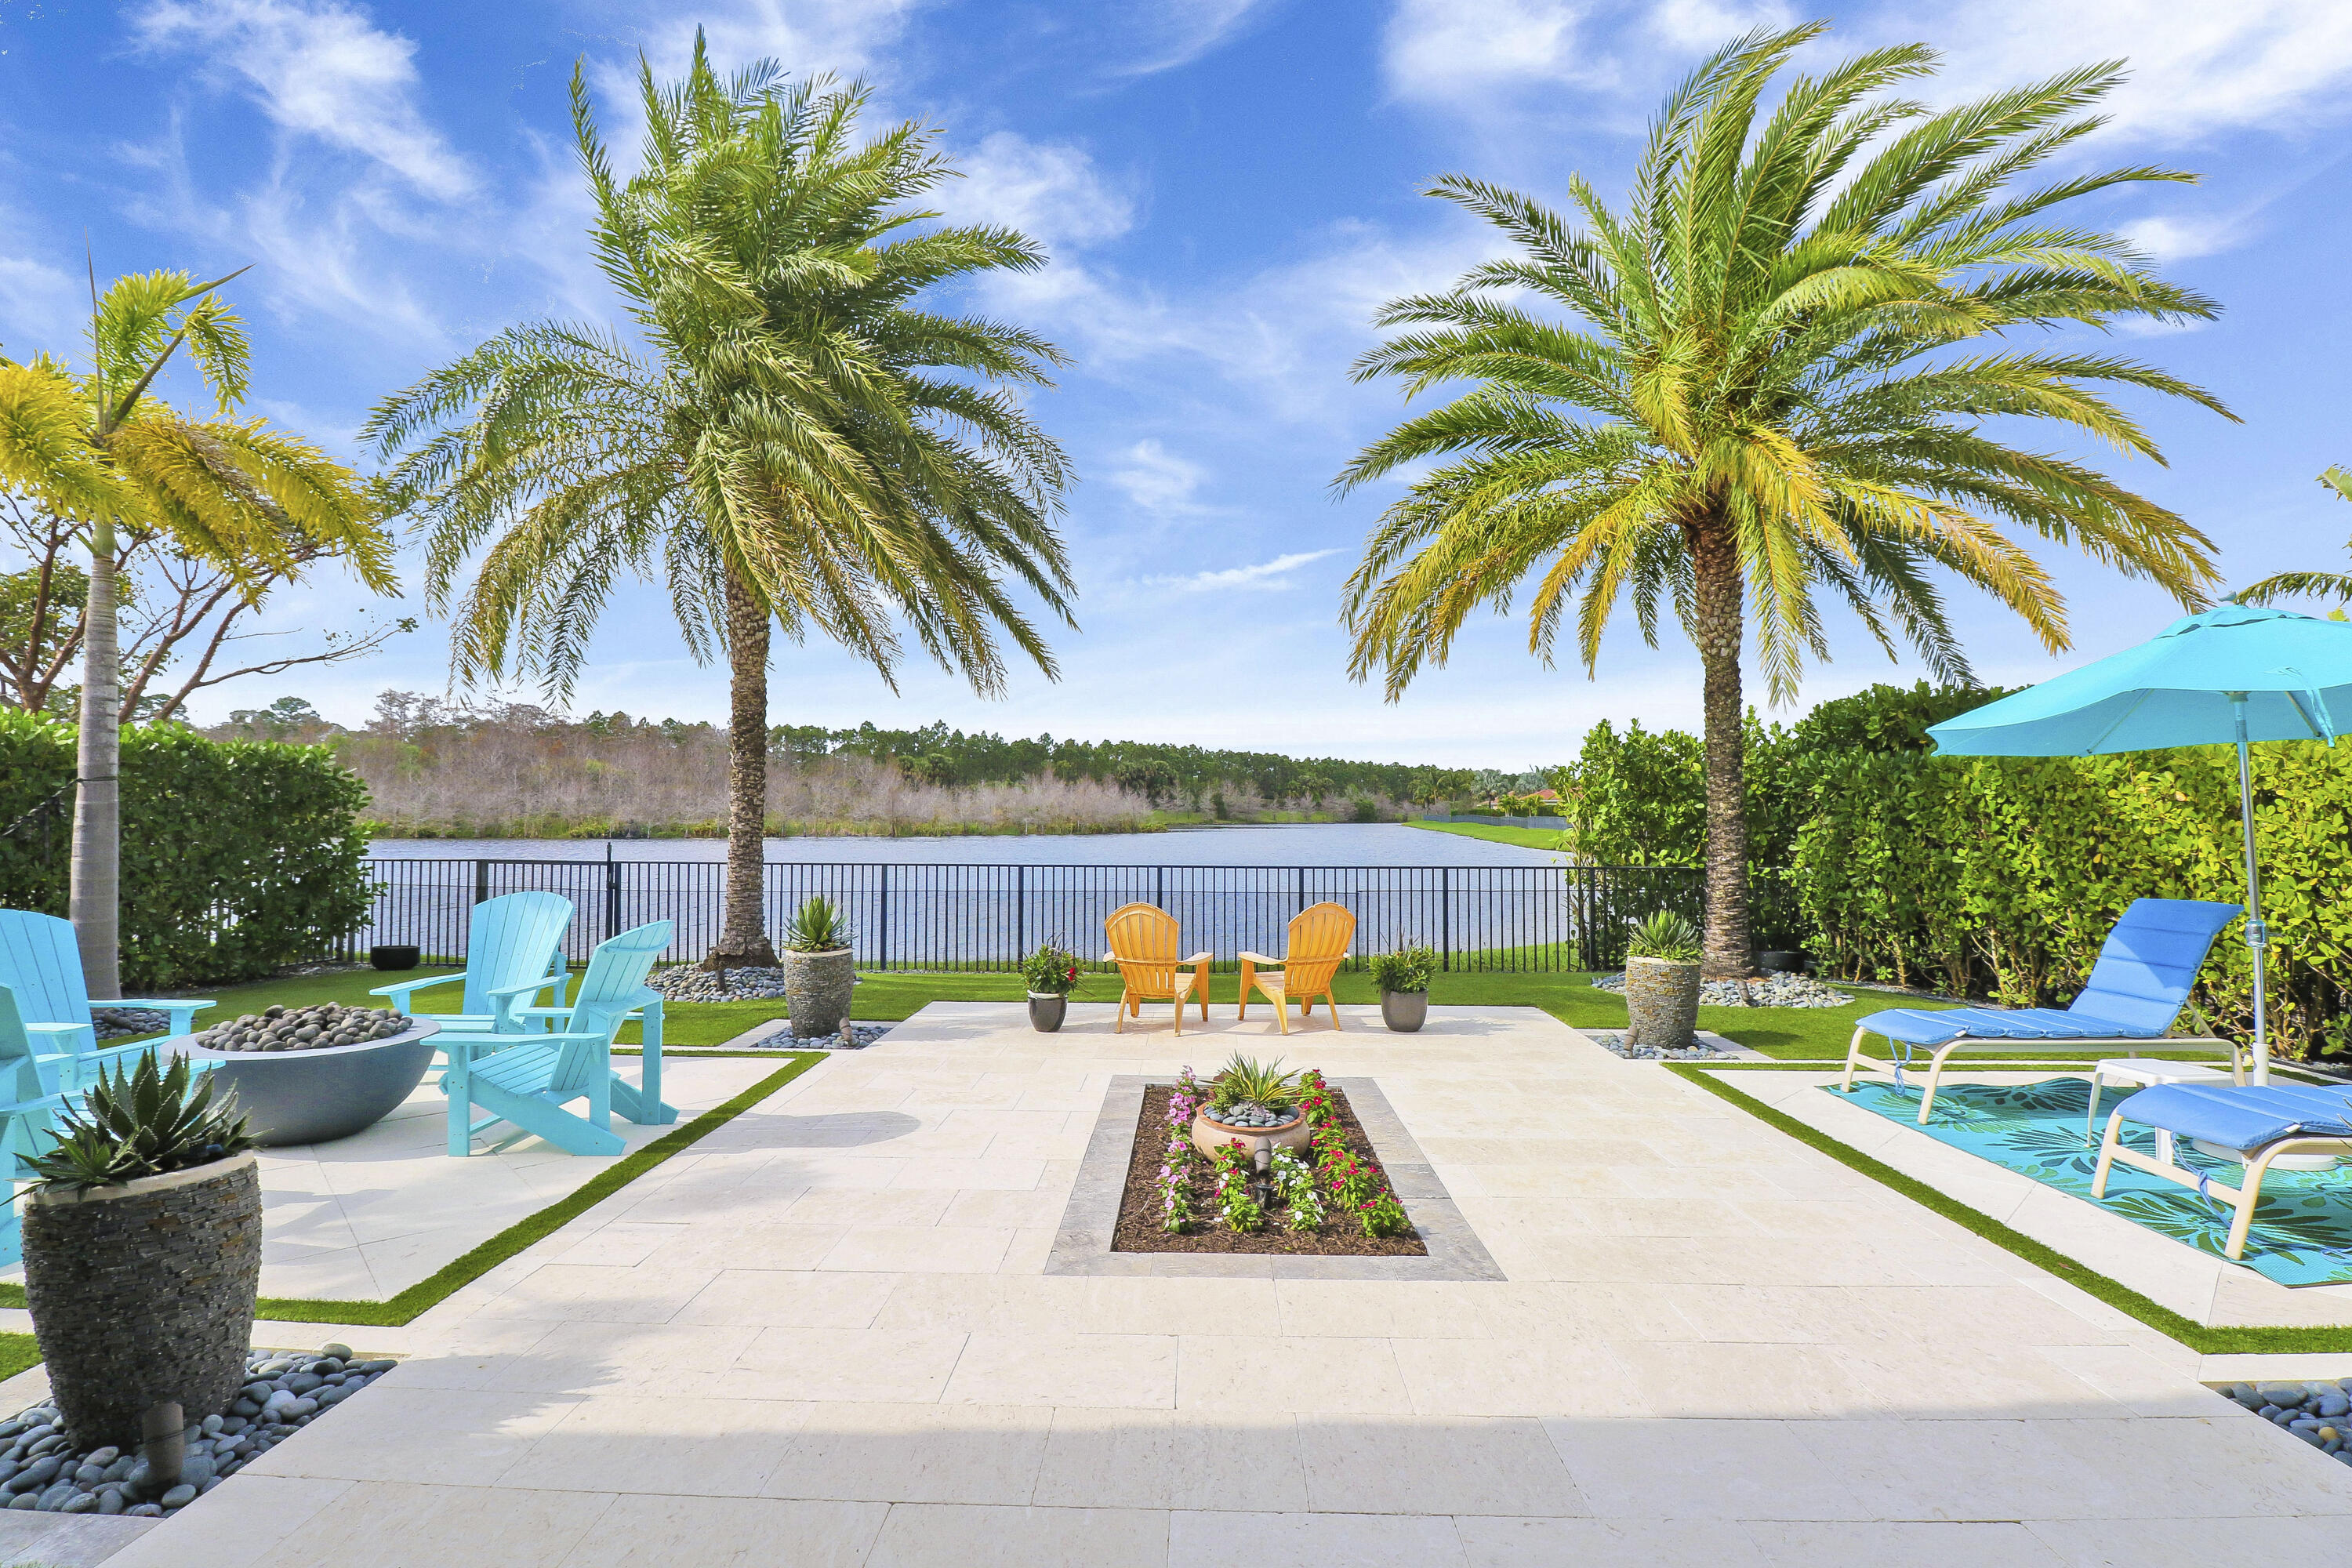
[1190,1054,1309,1157]
[1020,942,1080,1032]
[20,1054,261,1449]
[1623,910,1703,1052]
[1370,943,1436,1032]
[781,895,856,1040]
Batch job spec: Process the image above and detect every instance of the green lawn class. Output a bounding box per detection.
[1405,818,1567,851]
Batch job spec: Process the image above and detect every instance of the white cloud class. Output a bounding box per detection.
[621,0,919,88]
[1381,0,2352,146]
[1883,0,2352,144]
[1109,440,1210,514]
[1152,549,1340,593]
[950,132,1135,253]
[0,252,83,359]
[1120,0,1272,75]
[132,0,473,199]
[2118,213,2238,262]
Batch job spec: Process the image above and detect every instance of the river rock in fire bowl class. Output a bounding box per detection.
[1192,1100,1310,1158]
[173,1005,441,1147]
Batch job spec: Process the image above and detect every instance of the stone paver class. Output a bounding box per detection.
[97,1004,2352,1566]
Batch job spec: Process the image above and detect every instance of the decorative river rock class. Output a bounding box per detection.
[190,1004,410,1054]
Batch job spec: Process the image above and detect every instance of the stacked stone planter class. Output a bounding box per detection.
[22,1152,263,1448]
[1623,956,1702,1052]
[782,948,856,1039]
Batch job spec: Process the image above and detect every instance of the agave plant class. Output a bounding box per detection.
[1626,911,1704,965]
[783,895,852,954]
[1211,1053,1301,1113]
[26,1054,256,1192]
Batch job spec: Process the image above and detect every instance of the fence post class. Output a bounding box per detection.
[604,852,622,942]
[879,863,891,971]
[1441,866,1451,972]
[1297,866,1306,914]
[1014,864,1025,967]
[473,859,489,908]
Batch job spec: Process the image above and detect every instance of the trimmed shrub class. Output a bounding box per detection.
[0,711,372,989]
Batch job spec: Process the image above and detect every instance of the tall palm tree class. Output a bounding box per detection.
[0,271,391,995]
[366,38,1075,968]
[1338,24,2230,978]
[2238,466,2352,604]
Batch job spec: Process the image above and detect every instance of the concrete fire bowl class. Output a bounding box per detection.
[172,1021,441,1147]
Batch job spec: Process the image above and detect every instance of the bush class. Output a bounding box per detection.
[0,711,372,989]
[1370,944,1436,993]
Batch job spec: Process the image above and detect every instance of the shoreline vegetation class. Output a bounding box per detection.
[224,691,1497,842]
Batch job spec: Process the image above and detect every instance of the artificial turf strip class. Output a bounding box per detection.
[1668,1064,2352,1354]
[0,1052,828,1329]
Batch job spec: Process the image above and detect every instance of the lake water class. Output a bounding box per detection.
[354,823,1677,972]
[367,822,1566,867]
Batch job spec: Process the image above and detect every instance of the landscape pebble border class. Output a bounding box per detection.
[2213,1378,2352,1467]
[1588,971,1853,1008]
[0,1345,389,1518]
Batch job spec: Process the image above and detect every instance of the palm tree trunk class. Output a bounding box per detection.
[70,516,122,999]
[706,566,778,971]
[1690,519,1754,982]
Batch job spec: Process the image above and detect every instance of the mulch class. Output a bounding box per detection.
[1112,1083,1426,1256]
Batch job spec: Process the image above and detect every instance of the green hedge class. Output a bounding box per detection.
[0,711,373,989]
[1559,682,2344,1057]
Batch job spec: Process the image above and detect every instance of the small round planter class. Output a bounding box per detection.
[23,1151,263,1447]
[174,1021,441,1146]
[1624,956,1702,1051]
[1027,993,1069,1033]
[368,944,421,971]
[783,949,856,1039]
[1191,1106,1311,1160]
[1379,989,1428,1033]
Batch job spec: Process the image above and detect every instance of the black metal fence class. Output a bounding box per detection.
[346,858,1704,973]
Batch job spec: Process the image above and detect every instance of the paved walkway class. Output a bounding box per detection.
[108,1004,2352,1566]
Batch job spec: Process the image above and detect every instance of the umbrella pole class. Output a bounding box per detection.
[2233,695,2271,1086]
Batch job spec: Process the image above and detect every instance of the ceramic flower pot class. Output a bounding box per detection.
[23,1152,263,1447]
[1379,989,1428,1032]
[1624,956,1701,1051]
[1191,1106,1311,1160]
[368,944,420,971]
[1027,993,1068,1033]
[782,948,856,1038]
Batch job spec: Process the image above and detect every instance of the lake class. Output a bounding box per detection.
[354,820,1692,975]
[367,822,1567,867]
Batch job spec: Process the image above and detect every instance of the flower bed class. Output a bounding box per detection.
[1113,1069,1425,1256]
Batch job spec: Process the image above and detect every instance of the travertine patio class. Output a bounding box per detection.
[74,1004,2352,1565]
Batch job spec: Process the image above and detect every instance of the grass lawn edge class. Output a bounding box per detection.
[0,1051,829,1334]
[1668,1062,2352,1356]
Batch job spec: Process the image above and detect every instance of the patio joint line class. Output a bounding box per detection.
[1044,1074,1505,1281]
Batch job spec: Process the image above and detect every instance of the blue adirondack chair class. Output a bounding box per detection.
[0,910,214,1087]
[441,920,674,1156]
[1838,897,2244,1122]
[370,891,574,1056]
[0,982,215,1265]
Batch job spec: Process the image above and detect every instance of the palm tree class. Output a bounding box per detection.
[2238,467,2352,604]
[365,40,1074,969]
[1338,24,2230,978]
[0,271,391,996]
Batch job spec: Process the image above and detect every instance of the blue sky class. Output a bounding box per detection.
[2,0,2349,768]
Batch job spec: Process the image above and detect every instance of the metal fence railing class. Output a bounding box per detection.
[345,858,1706,973]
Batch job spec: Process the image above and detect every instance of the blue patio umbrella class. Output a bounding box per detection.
[1926,603,2352,1084]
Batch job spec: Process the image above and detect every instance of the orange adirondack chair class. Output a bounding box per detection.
[1237,902,1355,1033]
[1103,903,1212,1035]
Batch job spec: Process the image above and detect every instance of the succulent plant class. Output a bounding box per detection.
[26,1053,256,1192]
[1626,909,1704,964]
[782,895,852,953]
[1210,1052,1299,1113]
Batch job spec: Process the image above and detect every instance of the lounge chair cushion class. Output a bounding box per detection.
[2112,1083,2352,1152]
[1860,1007,2161,1046]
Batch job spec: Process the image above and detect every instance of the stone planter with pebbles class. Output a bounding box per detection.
[1622,956,1702,1051]
[0,1345,395,1517]
[23,1153,263,1451]
[782,948,856,1039]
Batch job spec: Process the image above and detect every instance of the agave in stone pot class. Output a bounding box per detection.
[781,895,857,1040]
[1621,910,1703,1053]
[21,1054,262,1450]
